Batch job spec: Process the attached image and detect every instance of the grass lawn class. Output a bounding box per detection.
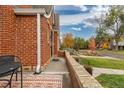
[79,58,124,70]
[98,50,124,55]
[116,50,124,55]
[96,74,124,88]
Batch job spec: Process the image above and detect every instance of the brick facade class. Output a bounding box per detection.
[15,15,37,66]
[0,6,16,55]
[40,17,51,66]
[53,14,59,57]
[0,5,59,69]
[54,32,59,57]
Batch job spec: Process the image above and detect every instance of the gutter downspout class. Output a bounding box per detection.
[35,13,41,74]
[35,7,53,74]
[44,7,54,58]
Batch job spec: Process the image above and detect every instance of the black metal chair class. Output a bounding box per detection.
[0,55,21,88]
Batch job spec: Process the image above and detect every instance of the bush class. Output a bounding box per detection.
[75,57,80,62]
[84,65,93,75]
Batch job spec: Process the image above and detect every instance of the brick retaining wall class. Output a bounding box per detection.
[58,50,65,58]
[65,51,102,88]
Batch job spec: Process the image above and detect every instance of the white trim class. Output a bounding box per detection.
[14,8,45,15]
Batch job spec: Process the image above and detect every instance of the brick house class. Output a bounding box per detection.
[0,5,60,73]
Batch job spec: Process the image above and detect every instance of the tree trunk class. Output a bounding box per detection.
[115,41,119,51]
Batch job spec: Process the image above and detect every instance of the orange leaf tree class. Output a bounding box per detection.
[62,33,74,48]
[88,37,96,51]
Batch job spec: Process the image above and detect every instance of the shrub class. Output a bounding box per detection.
[75,57,80,62]
[84,65,93,75]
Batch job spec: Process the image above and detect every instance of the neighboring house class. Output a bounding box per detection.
[0,5,60,73]
[99,40,109,49]
[113,42,124,50]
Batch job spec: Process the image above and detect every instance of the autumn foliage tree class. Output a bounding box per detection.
[96,5,124,50]
[61,33,74,48]
[60,33,89,50]
[88,37,96,51]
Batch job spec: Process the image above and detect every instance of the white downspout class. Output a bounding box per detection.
[35,7,53,73]
[35,13,41,74]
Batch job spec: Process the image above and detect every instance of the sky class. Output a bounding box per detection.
[54,5,110,40]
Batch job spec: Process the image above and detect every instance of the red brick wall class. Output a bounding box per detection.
[0,5,16,55]
[16,16,50,66]
[15,15,37,66]
[0,5,52,68]
[54,32,58,57]
[41,17,51,66]
[15,16,51,67]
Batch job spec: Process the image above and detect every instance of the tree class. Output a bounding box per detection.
[95,6,124,50]
[73,37,85,50]
[62,33,74,48]
[60,42,66,50]
[84,40,88,49]
[88,37,96,51]
[103,5,124,50]
[94,13,109,48]
[95,26,109,48]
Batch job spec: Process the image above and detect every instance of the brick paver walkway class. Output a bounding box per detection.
[0,73,63,88]
[0,57,71,88]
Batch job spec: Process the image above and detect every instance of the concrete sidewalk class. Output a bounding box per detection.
[100,53,124,60]
[42,57,72,88]
[78,55,120,60]
[93,67,124,77]
[43,58,69,74]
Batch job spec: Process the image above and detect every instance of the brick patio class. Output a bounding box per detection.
[0,72,63,88]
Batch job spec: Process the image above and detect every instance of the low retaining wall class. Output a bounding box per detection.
[58,50,65,58]
[65,51,102,88]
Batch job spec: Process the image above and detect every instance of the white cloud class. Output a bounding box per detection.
[82,5,110,28]
[83,21,96,28]
[59,5,110,28]
[60,13,85,26]
[71,27,81,31]
[90,5,110,19]
[74,5,88,11]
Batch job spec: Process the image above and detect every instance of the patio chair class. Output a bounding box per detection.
[0,55,21,87]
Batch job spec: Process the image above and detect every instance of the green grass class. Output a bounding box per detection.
[98,50,124,55]
[116,50,124,55]
[80,58,124,70]
[96,74,124,88]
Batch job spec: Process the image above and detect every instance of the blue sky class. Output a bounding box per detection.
[54,5,109,40]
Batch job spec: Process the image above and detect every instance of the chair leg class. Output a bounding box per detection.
[21,66,23,88]
[16,72,18,81]
[9,71,15,88]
